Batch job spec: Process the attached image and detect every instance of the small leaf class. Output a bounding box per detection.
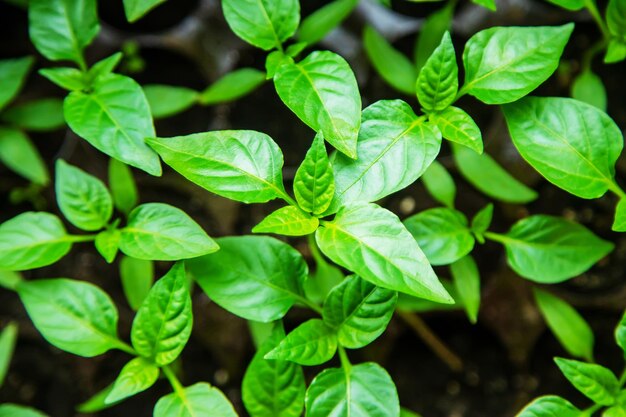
[534,288,594,360]
[120,203,218,261]
[0,212,71,271]
[198,68,266,105]
[605,39,626,64]
[323,275,397,348]
[294,134,335,215]
[298,0,358,45]
[0,56,33,111]
[274,51,361,158]
[143,84,198,119]
[86,53,123,82]
[421,160,456,208]
[131,263,192,365]
[616,311,626,354]
[1,99,64,132]
[153,382,237,417]
[450,256,480,323]
[414,4,453,73]
[0,404,48,417]
[471,203,494,240]
[554,357,619,405]
[416,31,458,112]
[571,70,607,111]
[123,0,167,22]
[95,229,120,263]
[105,357,159,404]
[430,106,483,154]
[187,236,308,322]
[0,127,49,185]
[471,0,496,10]
[108,159,139,216]
[265,319,337,365]
[39,67,86,91]
[546,0,585,10]
[0,323,18,387]
[252,206,319,236]
[17,278,121,356]
[120,256,154,311]
[515,395,580,417]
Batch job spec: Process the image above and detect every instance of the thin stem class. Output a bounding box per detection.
[115,341,138,356]
[581,40,607,71]
[585,0,611,41]
[397,311,463,372]
[67,234,98,243]
[580,403,602,417]
[483,231,511,245]
[338,345,352,373]
[76,53,88,73]
[608,180,626,200]
[307,234,324,265]
[162,364,186,397]
[619,367,626,385]
[277,189,299,208]
[294,293,323,315]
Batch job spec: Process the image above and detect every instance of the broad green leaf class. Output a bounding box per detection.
[252,206,319,236]
[605,405,626,417]
[0,212,71,271]
[421,160,456,208]
[153,382,237,417]
[430,107,483,153]
[64,73,161,176]
[471,203,494,240]
[0,56,33,111]
[305,362,400,417]
[120,203,218,261]
[608,0,626,38]
[131,262,192,365]
[555,357,619,405]
[472,0,496,10]
[502,96,623,199]
[105,357,159,404]
[39,67,87,91]
[120,256,154,311]
[298,0,358,45]
[143,84,198,119]
[1,99,64,132]
[0,404,48,417]
[461,24,574,104]
[0,322,18,387]
[452,143,537,203]
[450,256,480,323]
[17,278,121,356]
[323,275,397,348]
[199,68,265,105]
[95,228,120,263]
[363,26,418,95]
[294,134,335,215]
[416,31,457,112]
[55,159,113,231]
[331,100,441,207]
[146,130,286,204]
[605,39,626,63]
[546,0,584,10]
[108,159,138,216]
[414,4,453,73]
[491,215,613,283]
[613,199,626,232]
[404,208,474,266]
[222,0,299,50]
[28,0,99,65]
[274,51,361,158]
[571,70,607,111]
[616,311,626,354]
[316,203,452,303]
[242,327,305,417]
[188,236,308,322]
[516,396,580,417]
[265,319,337,365]
[123,0,166,22]
[534,288,594,360]
[0,127,48,185]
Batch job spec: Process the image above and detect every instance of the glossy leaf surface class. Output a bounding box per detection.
[265,319,337,365]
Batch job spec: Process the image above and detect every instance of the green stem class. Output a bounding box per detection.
[483,231,511,245]
[580,403,602,417]
[115,340,138,356]
[162,365,186,397]
[338,345,352,373]
[67,234,98,243]
[619,367,626,385]
[581,40,607,71]
[277,188,299,208]
[608,180,626,200]
[585,0,611,41]
[307,234,324,265]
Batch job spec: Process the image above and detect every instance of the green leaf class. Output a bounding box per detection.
[55,159,113,231]
[546,0,585,10]
[515,396,580,417]
[86,53,123,83]
[95,228,120,263]
[120,203,218,261]
[108,159,139,216]
[0,127,49,185]
[450,255,480,323]
[76,383,117,413]
[607,0,626,38]
[28,0,99,65]
[242,326,306,417]
[471,0,496,10]
[252,206,319,236]
[605,405,626,417]
[120,256,154,311]
[39,67,86,91]
[153,382,237,417]
[605,39,626,63]
[304,255,345,305]
[400,408,423,417]
[571,70,607,111]
[146,130,286,204]
[452,143,537,203]
[222,0,299,50]
[0,212,71,271]
[471,203,494,240]
[331,100,441,207]
[492,215,613,283]
[404,208,474,266]
[0,404,48,417]
[395,280,459,313]
[555,357,619,405]
[461,24,574,104]
[131,262,192,365]
[430,107,483,154]
[105,357,159,404]
[298,0,358,45]
[316,203,452,303]
[416,32,458,112]
[17,278,121,356]
[414,4,453,73]
[123,0,167,22]
[274,51,361,158]
[265,319,337,365]
[294,134,335,215]
[534,288,594,360]
[421,160,456,208]
[612,199,626,232]
[0,322,18,387]
[266,51,289,79]
[64,73,161,176]
[198,68,265,105]
[0,56,33,111]
[143,84,198,119]
[616,311,626,354]
[1,99,64,132]
[305,362,400,417]
[187,236,308,322]
[0,270,22,291]
[363,26,418,95]
[323,275,397,348]
[502,96,623,199]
